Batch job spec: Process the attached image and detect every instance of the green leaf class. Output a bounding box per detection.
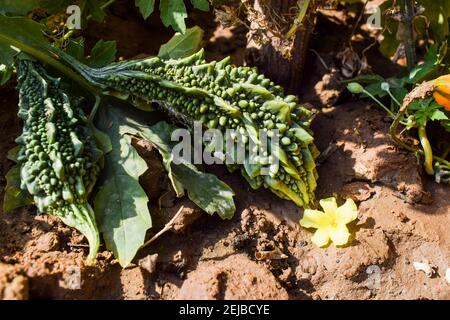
[97,102,236,220]
[345,74,385,84]
[350,70,408,113]
[364,82,387,98]
[86,0,106,23]
[379,0,450,59]
[89,122,112,155]
[94,105,152,267]
[170,162,235,219]
[0,43,16,67]
[158,26,204,59]
[136,121,236,220]
[3,165,33,213]
[0,15,97,95]
[128,120,184,196]
[410,98,449,126]
[6,145,21,162]
[406,44,441,84]
[136,0,155,19]
[0,15,48,71]
[418,0,450,42]
[0,64,13,85]
[159,0,188,33]
[0,29,17,79]
[41,0,73,14]
[87,40,117,68]
[67,38,116,68]
[0,0,42,15]
[191,0,209,11]
[66,38,86,62]
[379,0,399,58]
[0,15,48,57]
[430,109,449,121]
[349,74,394,99]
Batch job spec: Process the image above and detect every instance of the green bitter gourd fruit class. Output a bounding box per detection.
[69,50,319,207]
[15,59,102,261]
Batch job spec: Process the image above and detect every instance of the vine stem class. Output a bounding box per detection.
[89,95,101,122]
[418,125,434,174]
[140,206,185,249]
[390,101,450,168]
[400,0,416,69]
[286,0,311,39]
[0,34,99,98]
[385,87,402,108]
[363,89,397,118]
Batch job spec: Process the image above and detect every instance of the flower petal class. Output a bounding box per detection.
[335,199,358,224]
[311,228,331,247]
[319,197,338,215]
[329,225,351,246]
[300,209,330,229]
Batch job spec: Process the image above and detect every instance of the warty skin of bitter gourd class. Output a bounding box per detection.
[75,49,319,208]
[15,59,103,261]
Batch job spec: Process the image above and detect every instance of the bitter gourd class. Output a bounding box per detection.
[70,50,319,208]
[15,59,102,261]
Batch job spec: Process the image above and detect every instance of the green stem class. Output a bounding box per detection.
[286,0,311,39]
[140,206,185,249]
[386,88,402,108]
[363,89,397,118]
[92,0,116,17]
[418,124,434,175]
[89,95,101,122]
[390,105,450,170]
[0,34,98,96]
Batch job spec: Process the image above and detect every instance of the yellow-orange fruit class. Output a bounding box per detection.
[433,91,450,111]
[434,74,450,85]
[435,82,450,96]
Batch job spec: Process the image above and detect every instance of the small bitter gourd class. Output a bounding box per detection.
[70,50,319,208]
[15,59,102,261]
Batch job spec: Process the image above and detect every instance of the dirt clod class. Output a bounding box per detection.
[139,254,159,274]
[341,182,375,202]
[0,263,28,300]
[34,232,60,253]
[177,254,289,300]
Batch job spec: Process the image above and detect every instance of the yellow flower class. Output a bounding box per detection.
[299,197,358,247]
